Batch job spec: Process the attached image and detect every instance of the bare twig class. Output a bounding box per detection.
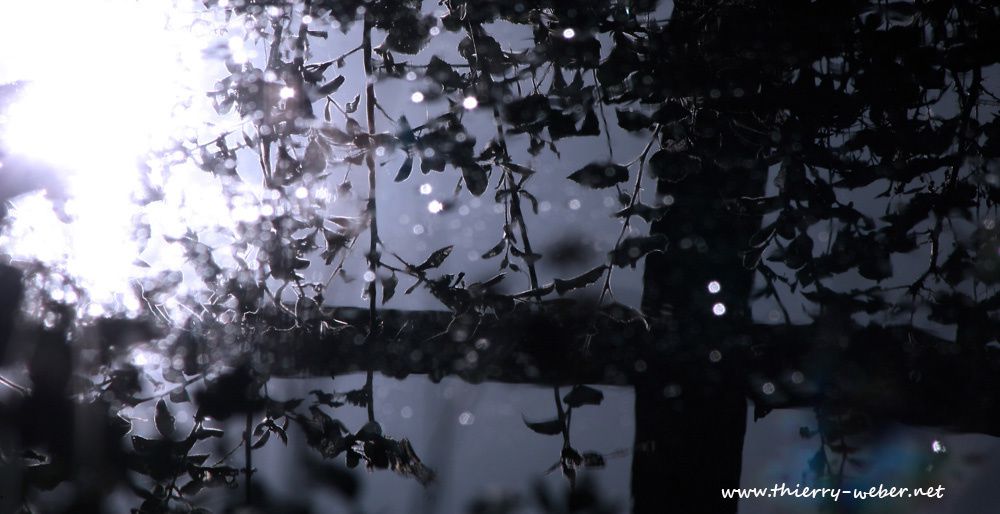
[244,411,253,504]
[0,374,28,395]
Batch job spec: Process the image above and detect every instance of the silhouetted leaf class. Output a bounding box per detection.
[616,109,653,131]
[382,272,398,304]
[509,245,542,264]
[303,139,326,175]
[251,429,271,449]
[459,33,507,74]
[318,75,345,96]
[609,234,668,267]
[345,94,361,113]
[513,282,556,298]
[195,365,262,420]
[579,107,601,135]
[426,56,464,90]
[382,12,436,54]
[582,452,606,468]
[614,202,669,222]
[553,265,606,295]
[394,154,414,182]
[345,389,370,408]
[523,416,564,435]
[462,165,489,196]
[567,162,628,189]
[297,406,348,458]
[415,246,453,271]
[320,125,352,144]
[162,366,186,384]
[481,239,507,259]
[563,385,604,408]
[154,399,176,439]
[194,427,224,440]
[170,387,190,404]
[273,422,289,445]
[648,150,700,182]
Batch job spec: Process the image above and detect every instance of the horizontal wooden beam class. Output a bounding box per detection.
[250,304,1000,435]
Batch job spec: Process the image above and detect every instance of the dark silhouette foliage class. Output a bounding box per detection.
[0,0,998,512]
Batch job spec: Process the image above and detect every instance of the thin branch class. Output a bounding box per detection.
[361,12,380,425]
[243,411,253,504]
[909,217,942,295]
[364,370,375,423]
[131,374,204,404]
[211,438,245,467]
[0,374,28,395]
[466,22,541,290]
[309,44,363,68]
[598,126,661,303]
[592,69,614,159]
[362,14,380,332]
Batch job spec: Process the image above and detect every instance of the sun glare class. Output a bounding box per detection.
[0,0,216,310]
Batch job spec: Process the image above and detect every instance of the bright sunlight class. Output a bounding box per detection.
[0,0,220,311]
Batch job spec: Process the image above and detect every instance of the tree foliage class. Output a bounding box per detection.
[0,0,999,512]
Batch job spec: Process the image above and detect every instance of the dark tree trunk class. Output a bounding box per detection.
[632,374,747,514]
[627,1,782,510]
[632,159,765,512]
